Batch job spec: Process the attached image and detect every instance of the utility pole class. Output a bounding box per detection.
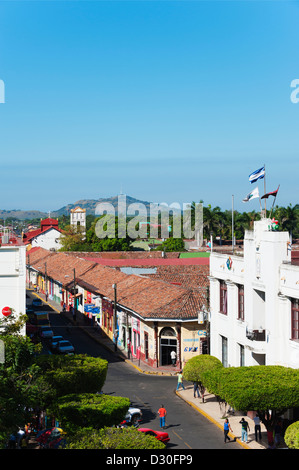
[112,283,118,352]
[45,262,48,300]
[73,268,77,321]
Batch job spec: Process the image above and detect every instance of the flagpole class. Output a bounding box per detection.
[263,163,266,217]
[270,184,280,219]
[232,194,234,255]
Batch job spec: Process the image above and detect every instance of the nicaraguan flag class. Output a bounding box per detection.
[249,166,265,183]
[242,186,260,203]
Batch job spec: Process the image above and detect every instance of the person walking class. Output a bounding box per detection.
[193,381,200,398]
[170,349,177,367]
[253,414,262,441]
[239,417,250,443]
[176,370,185,391]
[157,405,167,429]
[224,418,233,443]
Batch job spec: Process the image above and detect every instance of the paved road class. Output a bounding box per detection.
[28,293,240,450]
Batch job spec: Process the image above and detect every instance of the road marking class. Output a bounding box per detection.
[172,431,192,449]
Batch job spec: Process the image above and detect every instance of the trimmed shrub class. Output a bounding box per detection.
[65,426,166,449]
[284,421,299,449]
[183,354,223,385]
[52,393,130,429]
[36,354,108,398]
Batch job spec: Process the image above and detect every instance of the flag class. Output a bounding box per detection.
[249,166,265,183]
[242,186,260,203]
[261,185,280,200]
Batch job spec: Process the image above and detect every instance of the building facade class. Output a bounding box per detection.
[0,244,26,334]
[209,218,299,369]
[26,247,209,369]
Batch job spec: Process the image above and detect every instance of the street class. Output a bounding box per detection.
[27,291,241,450]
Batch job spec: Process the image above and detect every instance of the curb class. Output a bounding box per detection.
[175,391,250,450]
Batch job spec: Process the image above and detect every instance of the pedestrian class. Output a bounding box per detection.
[224,418,233,443]
[157,404,167,429]
[8,433,16,449]
[253,414,262,441]
[114,330,118,352]
[239,417,250,443]
[127,338,131,359]
[193,381,200,398]
[16,428,25,448]
[199,383,205,403]
[176,370,185,391]
[170,349,177,366]
[274,420,282,448]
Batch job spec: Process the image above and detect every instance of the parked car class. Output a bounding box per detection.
[50,336,64,351]
[138,428,170,444]
[120,407,142,427]
[39,325,54,339]
[56,340,75,354]
[32,298,43,307]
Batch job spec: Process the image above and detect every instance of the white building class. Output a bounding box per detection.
[209,218,299,369]
[0,243,26,335]
[70,206,86,233]
[23,218,63,251]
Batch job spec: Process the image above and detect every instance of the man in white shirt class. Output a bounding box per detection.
[170,349,177,366]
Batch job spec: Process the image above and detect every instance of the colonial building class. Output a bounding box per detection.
[23,217,63,251]
[70,206,86,234]
[209,218,299,369]
[26,247,209,369]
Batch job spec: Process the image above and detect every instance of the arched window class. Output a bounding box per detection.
[160,327,176,337]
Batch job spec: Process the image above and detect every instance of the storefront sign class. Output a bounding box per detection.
[2,306,12,317]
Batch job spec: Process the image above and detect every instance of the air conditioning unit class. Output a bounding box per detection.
[246,328,255,340]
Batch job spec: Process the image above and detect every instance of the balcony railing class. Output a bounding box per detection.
[246,329,266,341]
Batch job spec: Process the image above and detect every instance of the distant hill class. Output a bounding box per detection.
[51,195,154,217]
[0,209,48,220]
[0,195,178,220]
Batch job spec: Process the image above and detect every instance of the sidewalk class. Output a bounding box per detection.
[29,289,271,450]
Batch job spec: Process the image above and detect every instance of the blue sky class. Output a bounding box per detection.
[0,0,299,213]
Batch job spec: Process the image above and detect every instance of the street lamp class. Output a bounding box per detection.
[198,303,210,354]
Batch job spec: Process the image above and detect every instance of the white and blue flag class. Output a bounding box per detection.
[242,186,260,203]
[249,166,265,183]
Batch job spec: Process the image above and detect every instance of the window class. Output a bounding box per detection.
[221,336,228,367]
[239,344,245,367]
[238,284,244,321]
[219,280,227,314]
[291,298,299,341]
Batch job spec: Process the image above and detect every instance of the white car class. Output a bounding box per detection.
[56,340,75,354]
[39,326,54,339]
[122,407,142,426]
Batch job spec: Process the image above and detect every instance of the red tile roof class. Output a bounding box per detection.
[28,248,202,320]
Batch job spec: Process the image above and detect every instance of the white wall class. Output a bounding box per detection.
[210,219,299,369]
[31,228,62,251]
[0,245,26,335]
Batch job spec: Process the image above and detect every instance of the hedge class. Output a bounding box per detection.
[52,393,130,429]
[284,421,299,449]
[36,354,108,398]
[65,426,166,449]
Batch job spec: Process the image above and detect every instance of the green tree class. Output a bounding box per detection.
[183,355,223,384]
[205,365,299,438]
[158,237,185,252]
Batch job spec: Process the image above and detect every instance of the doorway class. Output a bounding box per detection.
[160,327,177,366]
